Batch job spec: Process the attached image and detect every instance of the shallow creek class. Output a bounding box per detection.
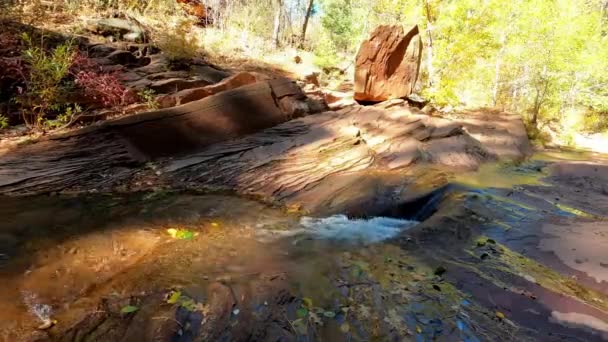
[1,151,607,341]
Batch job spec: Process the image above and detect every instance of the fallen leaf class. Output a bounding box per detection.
[36,319,57,330]
[292,318,308,335]
[167,228,178,238]
[496,311,505,320]
[121,305,139,314]
[167,290,182,304]
[302,297,313,309]
[323,311,336,318]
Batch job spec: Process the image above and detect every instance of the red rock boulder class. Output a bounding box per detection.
[354,25,422,102]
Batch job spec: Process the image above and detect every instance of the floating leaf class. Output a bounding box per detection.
[340,323,350,333]
[121,305,139,314]
[302,297,313,309]
[309,311,323,325]
[167,228,195,240]
[296,307,309,318]
[167,290,182,304]
[323,311,336,318]
[292,318,308,335]
[36,319,57,330]
[179,298,197,311]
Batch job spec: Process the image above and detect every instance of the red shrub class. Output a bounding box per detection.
[70,52,136,108]
[74,71,137,107]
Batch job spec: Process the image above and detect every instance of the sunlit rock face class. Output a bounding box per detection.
[354,25,422,102]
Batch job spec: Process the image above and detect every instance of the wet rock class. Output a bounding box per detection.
[163,71,266,106]
[354,25,422,102]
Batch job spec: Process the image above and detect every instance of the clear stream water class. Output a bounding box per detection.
[1,151,607,341]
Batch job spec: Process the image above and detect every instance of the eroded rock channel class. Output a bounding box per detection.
[0,42,607,341]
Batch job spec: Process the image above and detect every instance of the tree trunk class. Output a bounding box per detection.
[272,0,283,48]
[492,34,506,106]
[531,80,549,125]
[300,0,314,46]
[423,0,437,89]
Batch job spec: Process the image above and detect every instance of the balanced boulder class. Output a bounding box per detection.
[354,25,422,102]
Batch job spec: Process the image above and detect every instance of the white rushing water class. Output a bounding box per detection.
[255,215,418,244]
[22,291,52,324]
[298,215,418,243]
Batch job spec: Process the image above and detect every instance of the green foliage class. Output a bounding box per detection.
[120,305,139,314]
[582,111,608,133]
[0,115,8,129]
[44,104,82,129]
[165,290,208,312]
[138,88,158,110]
[17,33,75,129]
[312,31,341,69]
[320,0,355,51]
[166,228,195,240]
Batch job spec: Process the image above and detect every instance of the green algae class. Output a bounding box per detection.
[461,238,608,313]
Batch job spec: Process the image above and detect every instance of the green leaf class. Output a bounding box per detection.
[167,290,182,304]
[121,305,139,314]
[302,297,313,309]
[296,307,309,318]
[179,298,197,311]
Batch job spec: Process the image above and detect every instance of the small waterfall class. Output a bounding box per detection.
[22,291,53,325]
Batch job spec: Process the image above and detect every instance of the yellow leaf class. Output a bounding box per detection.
[416,325,422,333]
[211,222,219,227]
[286,204,301,213]
[496,311,505,320]
[340,323,350,333]
[302,297,313,309]
[166,228,178,238]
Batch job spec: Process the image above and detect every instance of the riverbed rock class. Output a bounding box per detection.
[86,18,147,42]
[164,71,268,106]
[149,77,211,94]
[0,78,323,194]
[354,25,422,102]
[107,50,150,67]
